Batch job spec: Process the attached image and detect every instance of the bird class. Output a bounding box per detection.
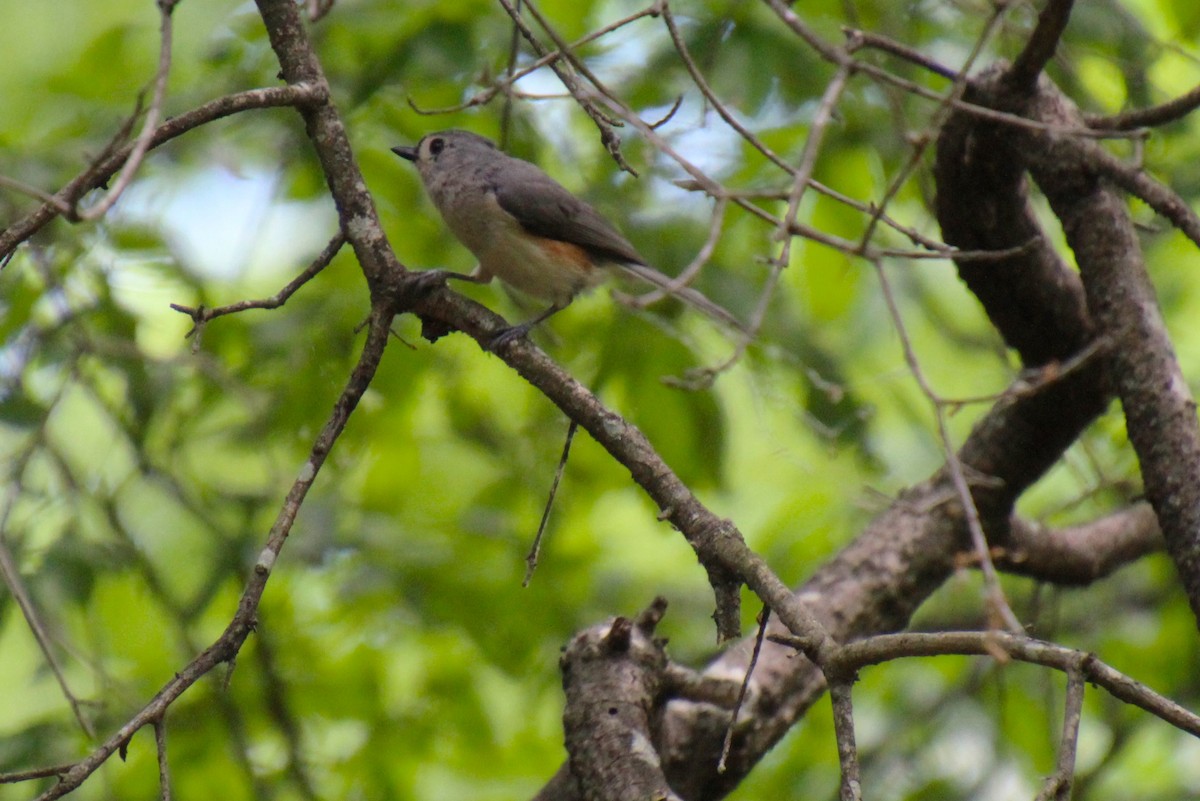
[392,129,739,348]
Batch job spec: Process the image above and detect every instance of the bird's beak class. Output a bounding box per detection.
[391,145,418,162]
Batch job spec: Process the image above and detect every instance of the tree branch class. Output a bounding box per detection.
[997,504,1162,585]
[1006,71,1200,626]
[253,0,407,295]
[0,83,325,262]
[1087,82,1200,130]
[170,230,346,339]
[824,631,1200,736]
[1006,0,1075,92]
[560,614,681,801]
[31,303,395,800]
[413,286,834,652]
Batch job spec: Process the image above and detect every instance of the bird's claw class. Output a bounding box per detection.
[487,323,533,351]
[409,269,452,293]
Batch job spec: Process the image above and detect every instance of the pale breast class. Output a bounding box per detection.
[445,191,603,306]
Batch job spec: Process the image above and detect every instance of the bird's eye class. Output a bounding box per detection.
[428,137,445,157]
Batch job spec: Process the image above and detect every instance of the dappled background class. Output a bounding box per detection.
[3,0,1200,798]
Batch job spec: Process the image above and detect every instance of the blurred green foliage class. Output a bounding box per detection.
[2,0,1200,799]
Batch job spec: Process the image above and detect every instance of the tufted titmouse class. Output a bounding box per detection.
[392,130,739,347]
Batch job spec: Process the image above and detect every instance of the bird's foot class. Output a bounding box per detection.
[408,269,456,292]
[487,322,535,351]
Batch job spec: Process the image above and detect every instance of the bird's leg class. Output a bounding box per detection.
[488,302,568,350]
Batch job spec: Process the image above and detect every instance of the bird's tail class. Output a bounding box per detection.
[616,262,745,333]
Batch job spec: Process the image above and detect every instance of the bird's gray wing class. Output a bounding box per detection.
[490,158,645,265]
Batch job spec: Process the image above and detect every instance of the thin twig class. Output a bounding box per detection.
[621,197,727,309]
[770,630,1200,736]
[844,6,1026,633]
[779,64,854,247]
[409,4,660,117]
[673,181,957,254]
[169,230,346,338]
[1093,147,1200,248]
[524,420,578,586]
[873,260,1024,633]
[154,718,172,801]
[939,340,1104,411]
[718,606,770,773]
[647,94,683,129]
[0,175,73,213]
[692,64,853,384]
[0,83,325,262]
[519,0,628,113]
[857,4,1007,252]
[0,764,74,785]
[758,0,842,61]
[498,0,524,149]
[29,305,396,801]
[1087,82,1200,130]
[842,27,958,80]
[493,0,633,171]
[79,0,181,221]
[829,681,863,801]
[677,179,1035,262]
[762,0,1144,142]
[1036,664,1085,801]
[0,484,95,738]
[661,1,794,173]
